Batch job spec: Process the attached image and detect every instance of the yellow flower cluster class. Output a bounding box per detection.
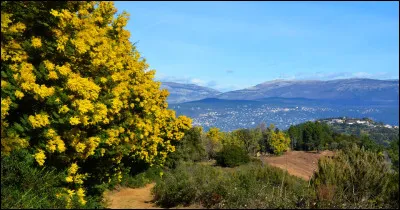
[73,99,94,114]
[28,113,50,128]
[46,136,66,153]
[76,188,87,205]
[105,128,121,146]
[44,60,59,79]
[65,163,88,187]
[92,103,108,124]
[56,63,72,76]
[85,136,100,157]
[45,129,57,138]
[68,163,79,174]
[69,116,80,125]
[19,63,36,91]
[1,13,26,33]
[1,97,12,120]
[14,90,24,99]
[2,2,193,208]
[33,149,46,166]
[57,187,86,208]
[59,105,70,114]
[32,84,55,99]
[66,76,101,100]
[1,132,28,156]
[75,142,86,153]
[31,36,42,48]
[1,80,8,88]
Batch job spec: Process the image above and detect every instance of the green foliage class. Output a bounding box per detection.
[287,121,387,154]
[152,161,313,209]
[311,144,399,209]
[1,150,104,209]
[258,124,290,155]
[1,1,192,207]
[288,121,333,151]
[204,127,223,159]
[329,120,399,147]
[165,127,207,168]
[388,138,399,171]
[119,166,163,189]
[215,144,250,167]
[229,128,261,156]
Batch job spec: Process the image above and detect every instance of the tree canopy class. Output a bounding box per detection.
[1,1,191,207]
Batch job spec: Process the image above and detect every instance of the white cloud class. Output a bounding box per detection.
[190,78,206,86]
[352,72,372,78]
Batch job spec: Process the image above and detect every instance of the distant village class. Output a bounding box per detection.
[318,117,399,129]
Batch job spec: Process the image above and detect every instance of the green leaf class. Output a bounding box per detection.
[1,71,8,78]
[20,116,28,126]
[13,122,25,132]
[52,111,59,118]
[38,63,46,74]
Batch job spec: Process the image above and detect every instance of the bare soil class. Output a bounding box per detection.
[103,183,161,209]
[103,183,203,209]
[260,150,335,180]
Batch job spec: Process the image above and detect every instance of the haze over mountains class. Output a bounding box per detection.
[160,82,221,104]
[160,78,399,131]
[163,78,399,104]
[217,78,399,102]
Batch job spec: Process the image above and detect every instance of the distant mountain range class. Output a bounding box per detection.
[160,82,221,104]
[161,78,399,131]
[217,78,399,101]
[162,78,399,104]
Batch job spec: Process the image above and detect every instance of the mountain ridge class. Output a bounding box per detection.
[161,78,399,103]
[216,78,399,101]
[160,81,221,104]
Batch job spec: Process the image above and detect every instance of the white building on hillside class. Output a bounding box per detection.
[384,124,393,129]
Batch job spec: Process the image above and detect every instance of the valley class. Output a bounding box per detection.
[162,79,399,131]
[171,98,398,131]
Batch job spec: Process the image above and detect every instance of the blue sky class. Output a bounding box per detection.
[114,1,399,91]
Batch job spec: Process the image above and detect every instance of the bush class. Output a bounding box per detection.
[1,150,104,209]
[215,145,250,167]
[119,166,163,189]
[1,1,191,207]
[311,144,399,209]
[165,127,207,169]
[152,161,314,209]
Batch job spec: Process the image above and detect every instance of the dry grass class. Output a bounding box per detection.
[260,150,335,180]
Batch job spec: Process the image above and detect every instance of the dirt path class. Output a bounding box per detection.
[103,183,161,209]
[104,183,203,209]
[260,150,335,180]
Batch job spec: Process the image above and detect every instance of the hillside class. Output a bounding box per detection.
[216,78,399,102]
[260,150,335,180]
[160,82,221,104]
[318,117,400,146]
[172,97,399,131]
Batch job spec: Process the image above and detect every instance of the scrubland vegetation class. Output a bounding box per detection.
[1,1,398,209]
[153,126,399,209]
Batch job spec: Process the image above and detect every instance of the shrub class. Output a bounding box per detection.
[165,127,207,169]
[215,145,250,167]
[311,144,399,209]
[1,150,104,209]
[119,166,163,189]
[152,161,314,209]
[1,1,191,207]
[152,162,226,208]
[259,124,290,155]
[204,127,223,159]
